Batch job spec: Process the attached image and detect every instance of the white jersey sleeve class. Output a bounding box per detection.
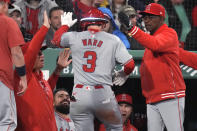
[60,32,76,47]
[115,38,133,65]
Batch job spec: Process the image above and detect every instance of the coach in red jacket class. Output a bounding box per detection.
[14,12,72,131]
[118,3,186,131]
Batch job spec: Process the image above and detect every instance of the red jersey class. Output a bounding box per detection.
[129,24,186,103]
[14,26,58,131]
[0,13,25,90]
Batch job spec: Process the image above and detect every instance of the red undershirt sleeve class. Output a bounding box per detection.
[124,59,135,75]
[51,25,69,47]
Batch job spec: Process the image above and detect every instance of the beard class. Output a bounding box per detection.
[55,104,70,115]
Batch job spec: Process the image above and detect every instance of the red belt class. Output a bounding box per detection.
[75,84,103,89]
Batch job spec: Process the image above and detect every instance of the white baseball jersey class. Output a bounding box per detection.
[55,112,75,131]
[60,30,132,86]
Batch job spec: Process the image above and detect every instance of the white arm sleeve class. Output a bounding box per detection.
[115,38,133,65]
[60,32,73,47]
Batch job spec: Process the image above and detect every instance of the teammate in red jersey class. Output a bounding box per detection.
[14,11,72,131]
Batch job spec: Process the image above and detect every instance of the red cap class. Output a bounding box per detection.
[116,94,133,105]
[140,3,165,17]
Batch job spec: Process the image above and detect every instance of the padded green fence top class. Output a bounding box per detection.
[41,49,197,80]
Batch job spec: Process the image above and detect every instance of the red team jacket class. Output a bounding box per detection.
[129,24,186,103]
[14,26,58,131]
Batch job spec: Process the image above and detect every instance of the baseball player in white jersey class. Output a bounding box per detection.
[52,9,135,131]
[54,88,75,131]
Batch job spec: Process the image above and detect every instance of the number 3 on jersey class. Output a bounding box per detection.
[83,51,97,73]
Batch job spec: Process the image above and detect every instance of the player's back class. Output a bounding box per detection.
[61,30,131,86]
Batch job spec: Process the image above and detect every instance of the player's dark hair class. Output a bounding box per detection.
[53,88,69,96]
[49,6,64,19]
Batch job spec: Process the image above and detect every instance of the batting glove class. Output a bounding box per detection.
[118,11,133,31]
[113,70,129,86]
[61,12,77,27]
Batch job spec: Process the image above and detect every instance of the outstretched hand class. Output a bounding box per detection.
[61,12,77,27]
[118,11,133,31]
[57,48,72,69]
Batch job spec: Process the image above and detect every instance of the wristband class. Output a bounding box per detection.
[16,65,26,76]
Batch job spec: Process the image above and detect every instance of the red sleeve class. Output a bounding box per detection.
[24,26,49,77]
[47,72,59,91]
[7,18,25,48]
[179,48,197,69]
[128,25,178,52]
[124,59,135,75]
[51,25,69,47]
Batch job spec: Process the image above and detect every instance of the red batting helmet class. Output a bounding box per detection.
[80,8,108,31]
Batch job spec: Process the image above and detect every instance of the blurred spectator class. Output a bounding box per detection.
[192,5,197,27]
[184,0,197,24]
[73,0,103,19]
[119,5,144,50]
[93,0,104,8]
[53,88,75,131]
[55,0,74,12]
[159,0,191,42]
[99,93,138,131]
[8,4,22,26]
[111,0,127,28]
[55,0,78,31]
[98,7,130,49]
[0,0,27,130]
[185,6,197,50]
[128,0,145,12]
[14,0,57,35]
[8,4,33,42]
[100,0,110,8]
[72,0,96,31]
[43,6,63,48]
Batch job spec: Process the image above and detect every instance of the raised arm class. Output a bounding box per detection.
[24,11,50,78]
[52,12,77,47]
[48,48,72,91]
[118,11,177,52]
